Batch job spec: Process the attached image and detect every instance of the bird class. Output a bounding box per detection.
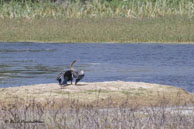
[56,60,84,86]
[73,70,85,85]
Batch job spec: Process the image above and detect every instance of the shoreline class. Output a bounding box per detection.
[1,41,194,45]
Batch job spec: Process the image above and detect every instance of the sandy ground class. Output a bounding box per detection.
[0,81,192,107]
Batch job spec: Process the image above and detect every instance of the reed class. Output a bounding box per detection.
[0,95,194,128]
[0,0,193,19]
[0,0,193,43]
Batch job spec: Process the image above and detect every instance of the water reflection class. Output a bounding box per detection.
[0,42,194,92]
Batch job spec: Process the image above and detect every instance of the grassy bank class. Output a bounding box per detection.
[0,16,194,43]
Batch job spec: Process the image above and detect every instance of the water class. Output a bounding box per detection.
[0,42,194,92]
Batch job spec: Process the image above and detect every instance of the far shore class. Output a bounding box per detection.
[1,41,194,44]
[0,17,194,43]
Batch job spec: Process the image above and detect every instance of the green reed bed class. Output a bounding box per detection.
[0,16,194,43]
[0,0,194,18]
[0,0,194,43]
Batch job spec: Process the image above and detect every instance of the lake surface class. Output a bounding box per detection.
[0,42,194,92]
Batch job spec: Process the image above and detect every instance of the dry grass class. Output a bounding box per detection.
[0,81,194,128]
[0,94,194,128]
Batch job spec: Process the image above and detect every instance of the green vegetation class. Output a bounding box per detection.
[0,16,194,43]
[0,0,193,19]
[0,0,193,43]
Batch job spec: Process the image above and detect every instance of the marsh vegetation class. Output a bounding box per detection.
[1,94,194,129]
[0,0,194,43]
[1,16,194,43]
[0,0,193,19]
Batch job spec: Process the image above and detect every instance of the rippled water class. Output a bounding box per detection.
[0,42,194,92]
